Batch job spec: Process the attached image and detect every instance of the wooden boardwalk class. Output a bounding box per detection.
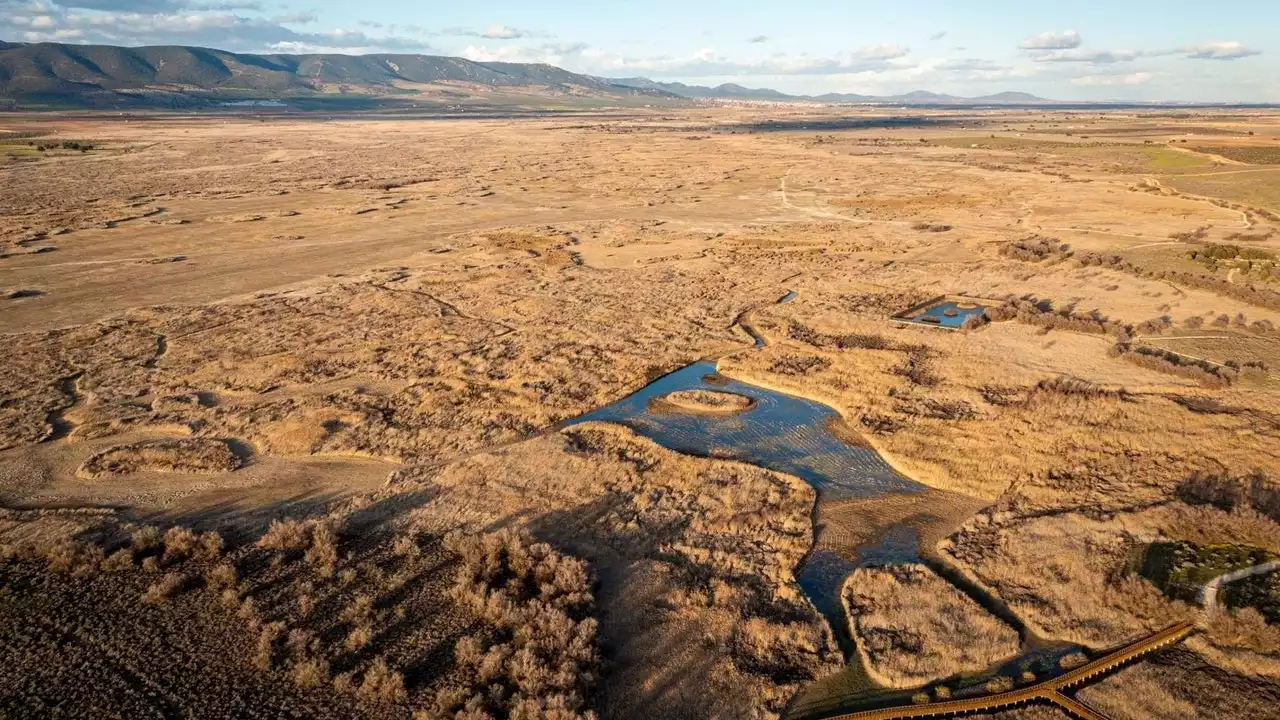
[817,621,1196,720]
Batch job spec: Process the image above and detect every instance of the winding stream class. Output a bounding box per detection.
[566,361,922,499]
[565,289,1083,716]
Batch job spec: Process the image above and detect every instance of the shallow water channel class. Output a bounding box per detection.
[564,291,1082,715]
[567,361,923,499]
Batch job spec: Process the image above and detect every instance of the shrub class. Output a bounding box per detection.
[199,531,224,560]
[259,519,341,576]
[998,236,1070,262]
[984,297,1131,339]
[1135,316,1172,336]
[259,519,310,552]
[162,527,200,563]
[142,572,186,605]
[254,621,286,670]
[768,354,832,376]
[1119,346,1232,388]
[788,321,891,350]
[101,548,134,572]
[1177,470,1280,524]
[891,353,939,387]
[131,526,161,553]
[1059,652,1088,670]
[292,658,331,689]
[985,676,1015,693]
[1169,225,1211,242]
[432,530,600,720]
[345,625,373,652]
[358,657,407,704]
[1025,376,1125,404]
[205,562,238,590]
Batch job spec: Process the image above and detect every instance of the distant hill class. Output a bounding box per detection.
[0,39,1057,109]
[0,40,677,108]
[608,77,1050,105]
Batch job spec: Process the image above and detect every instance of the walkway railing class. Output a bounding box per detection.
[815,621,1196,720]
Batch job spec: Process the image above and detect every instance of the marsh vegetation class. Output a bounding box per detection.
[3,106,1280,719]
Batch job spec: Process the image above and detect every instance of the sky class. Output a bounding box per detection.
[2,0,1278,101]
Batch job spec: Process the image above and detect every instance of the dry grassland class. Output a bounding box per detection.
[2,106,1280,719]
[843,563,1020,688]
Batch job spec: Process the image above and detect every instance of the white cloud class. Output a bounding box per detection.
[1019,30,1082,50]
[1180,41,1261,60]
[441,24,541,40]
[935,57,1008,72]
[1032,48,1141,64]
[1071,72,1154,86]
[271,12,314,24]
[746,35,768,44]
[0,0,431,52]
[480,24,525,40]
[928,31,946,41]
[461,42,913,78]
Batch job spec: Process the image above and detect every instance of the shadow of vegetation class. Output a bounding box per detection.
[135,489,345,545]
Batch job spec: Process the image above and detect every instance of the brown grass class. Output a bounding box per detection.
[843,563,1019,688]
[5,107,1280,719]
[656,389,755,413]
[77,438,241,478]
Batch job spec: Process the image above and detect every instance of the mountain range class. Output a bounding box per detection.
[0,39,1050,109]
[0,40,674,108]
[606,77,1047,105]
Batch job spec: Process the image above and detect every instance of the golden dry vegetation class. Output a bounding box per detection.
[2,106,1280,719]
[842,563,1020,688]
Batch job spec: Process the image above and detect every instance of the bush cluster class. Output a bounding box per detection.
[1115,345,1234,388]
[997,236,1071,262]
[768,353,832,376]
[258,518,339,577]
[429,530,600,720]
[788,321,891,350]
[32,140,94,152]
[1187,244,1276,262]
[999,238,1280,311]
[1169,225,1212,242]
[1177,470,1280,525]
[1140,541,1273,603]
[1024,376,1126,404]
[985,297,1131,340]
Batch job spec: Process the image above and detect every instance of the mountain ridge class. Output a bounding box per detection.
[606,77,1049,104]
[0,40,676,107]
[0,39,1058,108]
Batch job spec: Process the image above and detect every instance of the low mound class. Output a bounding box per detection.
[843,563,1020,688]
[78,439,242,479]
[655,389,755,414]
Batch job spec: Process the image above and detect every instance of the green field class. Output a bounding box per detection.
[1191,145,1280,165]
[1166,168,1280,211]
[930,136,1212,171]
[0,134,96,165]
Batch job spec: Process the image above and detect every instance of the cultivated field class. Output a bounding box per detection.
[2,106,1279,719]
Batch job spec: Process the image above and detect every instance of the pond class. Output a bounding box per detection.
[565,361,924,499]
[906,300,986,329]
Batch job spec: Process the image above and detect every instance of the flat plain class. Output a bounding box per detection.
[2,106,1280,720]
